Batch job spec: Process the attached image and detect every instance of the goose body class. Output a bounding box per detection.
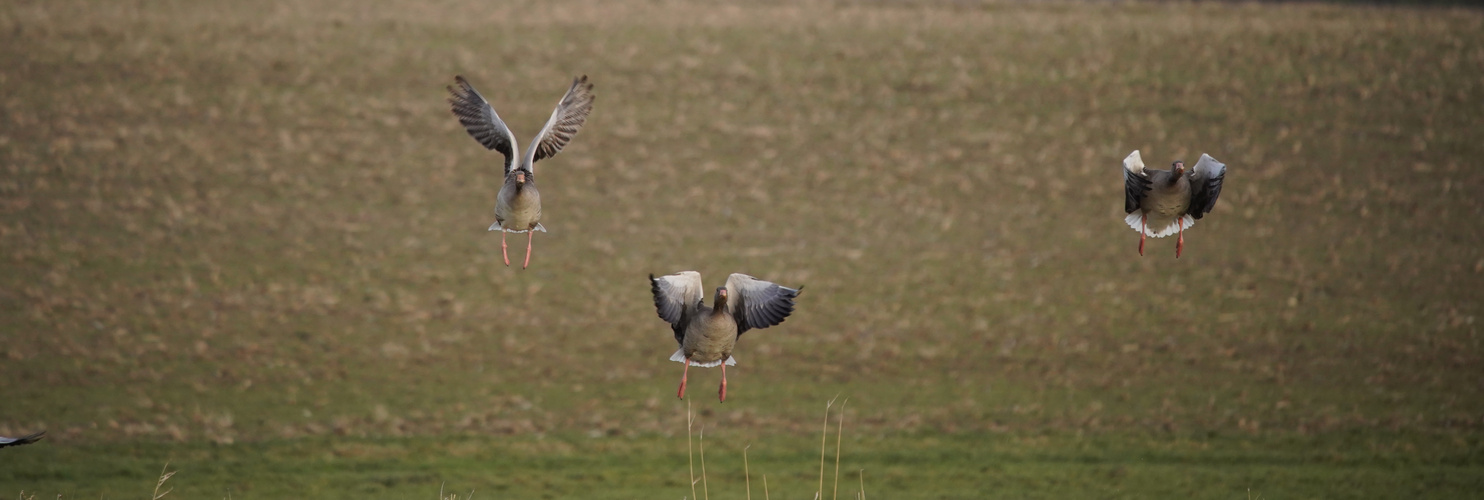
[1122,150,1227,257]
[447,75,594,268]
[650,271,802,401]
[672,300,742,368]
[494,175,543,235]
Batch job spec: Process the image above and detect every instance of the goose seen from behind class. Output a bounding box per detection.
[447,75,595,268]
[649,271,802,402]
[1122,150,1227,258]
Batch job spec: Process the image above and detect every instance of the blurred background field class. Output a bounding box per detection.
[2,0,1482,498]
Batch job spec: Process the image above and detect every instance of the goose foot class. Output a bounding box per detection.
[523,230,534,269]
[1176,218,1185,258]
[1138,214,1147,256]
[677,358,690,400]
[718,362,728,403]
[501,230,510,267]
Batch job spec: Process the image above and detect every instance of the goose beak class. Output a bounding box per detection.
[515,171,526,184]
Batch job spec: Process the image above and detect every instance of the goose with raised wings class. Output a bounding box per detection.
[1122,150,1227,258]
[650,272,802,402]
[447,75,595,268]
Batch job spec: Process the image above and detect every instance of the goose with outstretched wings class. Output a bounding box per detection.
[1122,150,1227,257]
[649,272,802,402]
[448,75,595,268]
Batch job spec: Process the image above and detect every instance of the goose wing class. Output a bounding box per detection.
[1122,150,1152,213]
[1186,154,1227,219]
[526,75,596,170]
[0,431,44,448]
[448,75,518,175]
[724,273,802,336]
[650,271,704,345]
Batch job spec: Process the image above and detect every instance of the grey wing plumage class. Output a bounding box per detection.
[1123,150,1151,213]
[448,76,518,174]
[0,431,45,448]
[725,273,802,336]
[650,271,703,345]
[527,75,596,167]
[1186,154,1227,219]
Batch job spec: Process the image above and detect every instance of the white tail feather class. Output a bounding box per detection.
[1124,212,1195,238]
[489,223,547,233]
[669,348,736,367]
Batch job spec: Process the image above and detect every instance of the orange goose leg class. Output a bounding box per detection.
[500,230,510,266]
[677,357,691,399]
[523,230,534,269]
[718,362,728,402]
[1176,218,1185,258]
[1138,213,1147,256]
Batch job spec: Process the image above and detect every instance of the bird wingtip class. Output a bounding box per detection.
[1123,150,1145,172]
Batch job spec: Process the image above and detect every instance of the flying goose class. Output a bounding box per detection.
[0,430,44,448]
[649,272,802,402]
[1122,150,1227,257]
[447,75,595,268]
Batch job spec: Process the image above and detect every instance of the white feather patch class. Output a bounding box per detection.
[1125,213,1195,238]
[488,223,548,233]
[669,348,736,367]
[1123,150,1145,175]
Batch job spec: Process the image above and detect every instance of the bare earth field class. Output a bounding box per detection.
[2,0,1482,498]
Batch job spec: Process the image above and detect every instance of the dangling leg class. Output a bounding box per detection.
[1138,213,1147,256]
[718,361,728,402]
[677,357,691,399]
[522,230,535,269]
[1176,218,1185,258]
[501,230,510,267]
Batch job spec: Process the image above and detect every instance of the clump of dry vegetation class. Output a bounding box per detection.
[682,397,863,500]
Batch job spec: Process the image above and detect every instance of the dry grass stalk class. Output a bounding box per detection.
[687,399,698,500]
[152,462,177,500]
[744,444,752,500]
[818,395,838,500]
[699,427,710,500]
[438,481,475,500]
[763,475,770,500]
[833,398,848,500]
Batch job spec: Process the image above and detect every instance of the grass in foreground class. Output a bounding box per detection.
[6,398,1483,499]
[5,428,1482,499]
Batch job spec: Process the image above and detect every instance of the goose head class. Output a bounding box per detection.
[712,287,729,312]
